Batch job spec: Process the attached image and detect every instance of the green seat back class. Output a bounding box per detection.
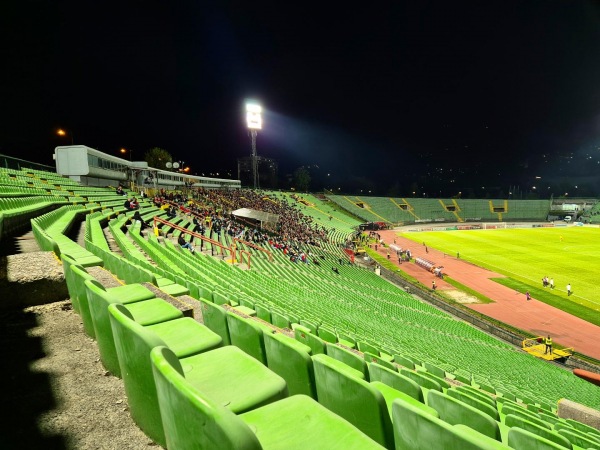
[426,390,501,441]
[368,363,423,402]
[504,415,571,449]
[294,325,326,355]
[364,352,396,371]
[400,368,443,392]
[325,343,367,378]
[198,297,230,345]
[263,332,316,398]
[447,388,499,420]
[508,428,569,450]
[392,398,509,450]
[557,427,600,449]
[317,325,337,344]
[270,309,290,329]
[312,353,394,448]
[85,279,181,377]
[150,346,262,450]
[226,312,268,364]
[254,302,272,323]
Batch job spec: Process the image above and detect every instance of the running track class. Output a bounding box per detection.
[375,230,600,360]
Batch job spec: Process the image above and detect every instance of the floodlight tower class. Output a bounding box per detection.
[246,102,262,189]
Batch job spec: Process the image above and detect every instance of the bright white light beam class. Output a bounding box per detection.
[246,103,262,130]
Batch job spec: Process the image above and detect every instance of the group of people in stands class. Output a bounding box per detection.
[124,197,139,210]
[141,188,338,268]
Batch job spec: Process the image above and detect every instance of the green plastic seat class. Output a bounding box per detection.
[293,325,326,355]
[556,427,600,449]
[364,351,396,371]
[508,428,568,450]
[504,415,571,449]
[85,278,183,376]
[109,305,288,448]
[446,388,499,420]
[392,397,510,450]
[263,332,316,398]
[368,362,424,402]
[198,297,231,345]
[426,389,501,441]
[151,346,385,450]
[312,353,394,448]
[325,342,368,378]
[71,266,155,338]
[225,311,270,364]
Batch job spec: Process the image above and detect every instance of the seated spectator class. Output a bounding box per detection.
[124,198,134,210]
[177,234,195,253]
[129,197,139,210]
[167,206,177,218]
[132,211,151,235]
[116,185,126,196]
[332,266,339,274]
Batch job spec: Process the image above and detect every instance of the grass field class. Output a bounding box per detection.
[402,226,600,326]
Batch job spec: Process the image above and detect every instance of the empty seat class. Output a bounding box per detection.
[504,415,571,449]
[198,297,231,345]
[456,385,497,409]
[109,306,287,448]
[293,324,326,355]
[508,427,568,450]
[150,346,385,450]
[325,343,368,378]
[317,325,338,344]
[426,390,502,441]
[392,397,510,450]
[85,278,183,376]
[263,332,316,398]
[312,353,394,448]
[368,362,423,402]
[556,427,600,449]
[226,311,270,364]
[365,352,396,371]
[446,388,499,420]
[70,265,155,338]
[501,403,551,429]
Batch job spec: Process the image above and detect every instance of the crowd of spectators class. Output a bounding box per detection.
[149,188,332,263]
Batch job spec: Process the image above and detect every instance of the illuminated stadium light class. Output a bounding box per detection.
[245,101,262,189]
[246,103,262,130]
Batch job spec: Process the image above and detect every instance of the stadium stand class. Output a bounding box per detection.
[2,162,600,449]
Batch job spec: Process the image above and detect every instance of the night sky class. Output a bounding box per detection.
[2,1,600,197]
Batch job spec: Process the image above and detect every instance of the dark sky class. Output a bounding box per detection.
[2,1,600,196]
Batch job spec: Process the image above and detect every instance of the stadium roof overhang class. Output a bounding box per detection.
[231,208,280,226]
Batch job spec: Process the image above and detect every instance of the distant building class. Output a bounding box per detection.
[237,155,278,189]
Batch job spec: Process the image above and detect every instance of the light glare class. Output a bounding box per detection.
[246,102,262,129]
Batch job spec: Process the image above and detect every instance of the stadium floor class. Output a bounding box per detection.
[376,230,600,361]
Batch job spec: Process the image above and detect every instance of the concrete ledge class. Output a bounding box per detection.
[0,252,68,309]
[557,398,600,431]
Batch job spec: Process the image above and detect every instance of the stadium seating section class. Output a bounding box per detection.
[2,165,600,449]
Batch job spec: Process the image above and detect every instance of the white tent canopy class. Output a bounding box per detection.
[231,208,280,228]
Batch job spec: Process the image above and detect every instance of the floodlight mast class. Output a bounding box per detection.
[246,102,262,189]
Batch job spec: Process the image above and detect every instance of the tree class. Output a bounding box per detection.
[145,147,173,170]
[293,166,311,192]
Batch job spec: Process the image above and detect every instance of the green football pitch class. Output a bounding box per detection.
[402,226,600,326]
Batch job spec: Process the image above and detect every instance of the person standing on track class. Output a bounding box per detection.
[544,335,553,355]
[526,291,531,301]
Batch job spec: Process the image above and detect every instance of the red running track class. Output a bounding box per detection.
[374,230,600,360]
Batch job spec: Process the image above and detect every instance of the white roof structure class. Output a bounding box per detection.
[231,208,279,226]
